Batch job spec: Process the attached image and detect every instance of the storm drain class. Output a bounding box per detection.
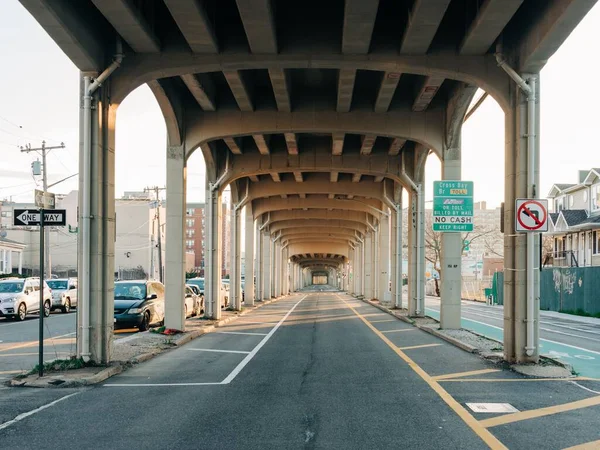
[466,403,519,413]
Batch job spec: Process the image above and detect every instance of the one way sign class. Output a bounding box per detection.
[13,209,67,226]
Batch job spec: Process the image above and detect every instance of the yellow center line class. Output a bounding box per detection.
[369,319,398,323]
[398,343,443,351]
[439,377,595,383]
[479,395,600,428]
[432,369,502,381]
[0,334,76,352]
[381,328,417,334]
[0,351,72,357]
[563,439,600,449]
[339,295,507,450]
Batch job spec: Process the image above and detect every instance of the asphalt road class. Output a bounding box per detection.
[1,289,600,449]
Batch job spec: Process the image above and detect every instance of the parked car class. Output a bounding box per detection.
[0,277,52,321]
[184,285,201,317]
[187,277,228,309]
[113,280,165,331]
[46,278,77,313]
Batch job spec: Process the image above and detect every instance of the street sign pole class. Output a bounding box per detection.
[39,209,45,377]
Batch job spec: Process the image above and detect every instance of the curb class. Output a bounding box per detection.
[417,326,478,353]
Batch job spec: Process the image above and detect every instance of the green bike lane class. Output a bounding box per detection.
[424,307,600,378]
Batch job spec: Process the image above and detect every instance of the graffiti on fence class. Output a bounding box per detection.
[553,269,561,293]
[562,269,577,295]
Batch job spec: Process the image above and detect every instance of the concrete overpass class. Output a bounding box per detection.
[19,0,598,365]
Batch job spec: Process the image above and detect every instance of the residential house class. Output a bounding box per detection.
[547,168,600,267]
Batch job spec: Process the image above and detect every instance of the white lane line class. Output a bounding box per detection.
[221,295,307,385]
[0,392,79,431]
[106,382,223,387]
[215,331,268,336]
[186,348,250,354]
[233,321,279,325]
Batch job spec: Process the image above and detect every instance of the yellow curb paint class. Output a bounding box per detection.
[432,369,502,381]
[340,295,507,450]
[480,395,600,428]
[398,343,443,350]
[439,378,592,383]
[381,328,417,334]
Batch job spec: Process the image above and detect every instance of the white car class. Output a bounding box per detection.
[46,278,78,313]
[0,277,52,321]
[184,285,201,318]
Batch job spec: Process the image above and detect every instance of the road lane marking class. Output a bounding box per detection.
[479,395,600,428]
[439,378,593,383]
[342,296,507,450]
[381,328,417,334]
[215,331,268,336]
[564,439,600,449]
[369,319,397,323]
[0,392,79,431]
[432,369,501,381]
[0,332,76,352]
[107,382,223,387]
[398,343,442,350]
[186,348,250,354]
[221,295,307,384]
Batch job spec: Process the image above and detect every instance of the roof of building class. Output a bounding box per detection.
[561,210,588,227]
[577,215,600,226]
[0,236,25,247]
[554,184,576,191]
[549,213,559,225]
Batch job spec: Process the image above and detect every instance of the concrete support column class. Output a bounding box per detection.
[244,205,255,306]
[371,229,378,300]
[440,144,463,329]
[408,186,425,316]
[229,202,242,311]
[364,233,373,300]
[262,231,271,300]
[77,75,116,363]
[164,144,187,330]
[503,75,541,363]
[255,224,262,301]
[18,251,23,275]
[391,184,403,308]
[205,182,223,319]
[273,241,281,297]
[378,210,391,304]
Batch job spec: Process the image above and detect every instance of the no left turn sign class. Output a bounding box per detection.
[515,199,548,232]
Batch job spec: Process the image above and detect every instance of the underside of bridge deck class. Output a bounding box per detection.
[19,0,598,364]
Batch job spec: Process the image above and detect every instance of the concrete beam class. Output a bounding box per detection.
[400,0,451,54]
[330,172,339,183]
[299,193,306,199]
[271,173,281,182]
[273,221,367,234]
[375,72,402,113]
[374,176,384,182]
[518,0,597,73]
[293,171,303,182]
[252,197,383,218]
[163,0,218,53]
[388,138,406,156]
[235,0,277,53]
[223,70,254,111]
[224,137,243,155]
[337,69,357,112]
[19,0,104,71]
[342,0,380,54]
[253,134,270,155]
[412,76,445,112]
[332,133,345,156]
[289,242,350,258]
[91,0,160,53]
[249,175,259,182]
[352,173,362,183]
[268,209,374,226]
[360,135,377,155]
[181,74,216,111]
[460,0,524,55]
[284,133,298,155]
[268,69,291,112]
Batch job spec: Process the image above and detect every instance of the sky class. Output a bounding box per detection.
[0,0,599,209]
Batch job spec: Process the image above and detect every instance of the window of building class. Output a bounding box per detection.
[592,185,600,212]
[569,195,574,208]
[555,197,564,212]
[186,219,194,227]
[186,208,194,216]
[583,190,588,203]
[594,231,600,255]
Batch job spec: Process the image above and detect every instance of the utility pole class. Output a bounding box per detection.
[20,140,65,279]
[144,186,166,282]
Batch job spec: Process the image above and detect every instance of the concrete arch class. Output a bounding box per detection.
[111,52,510,111]
[252,197,383,219]
[289,242,349,258]
[147,79,183,147]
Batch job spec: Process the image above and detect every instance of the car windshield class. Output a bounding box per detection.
[188,279,204,289]
[114,283,146,300]
[0,282,24,293]
[47,280,68,290]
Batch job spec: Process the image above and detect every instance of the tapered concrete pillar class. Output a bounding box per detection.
[378,210,391,304]
[364,233,373,300]
[205,182,223,319]
[408,185,425,316]
[391,184,403,308]
[273,241,281,297]
[244,205,255,306]
[262,231,271,300]
[164,144,187,330]
[504,75,541,363]
[440,142,463,329]
[371,229,378,300]
[229,201,242,311]
[255,224,263,301]
[77,74,116,363]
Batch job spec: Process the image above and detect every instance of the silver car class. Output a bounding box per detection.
[0,277,52,321]
[46,278,78,313]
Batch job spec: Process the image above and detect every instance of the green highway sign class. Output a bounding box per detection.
[433,180,474,232]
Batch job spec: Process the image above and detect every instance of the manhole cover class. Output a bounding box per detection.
[466,403,519,413]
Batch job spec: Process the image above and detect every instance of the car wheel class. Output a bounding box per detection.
[184,304,188,318]
[43,300,51,317]
[139,311,150,332]
[62,298,71,314]
[17,303,27,321]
